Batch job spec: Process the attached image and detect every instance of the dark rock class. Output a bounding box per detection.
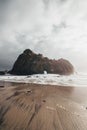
[10,49,74,75]
[42,100,46,103]
[0,86,4,88]
[0,70,9,75]
[0,71,5,75]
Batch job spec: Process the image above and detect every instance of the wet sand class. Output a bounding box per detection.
[0,82,87,130]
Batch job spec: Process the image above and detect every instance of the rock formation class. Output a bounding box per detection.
[0,70,8,75]
[0,71,5,75]
[10,49,74,75]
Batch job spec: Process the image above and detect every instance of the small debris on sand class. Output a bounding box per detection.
[42,100,46,103]
[0,86,4,88]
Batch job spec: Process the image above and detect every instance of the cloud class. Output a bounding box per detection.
[43,0,50,9]
[0,0,87,72]
[52,21,67,33]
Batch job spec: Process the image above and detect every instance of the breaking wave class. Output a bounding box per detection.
[0,72,87,87]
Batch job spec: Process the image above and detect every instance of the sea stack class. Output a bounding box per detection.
[10,49,74,75]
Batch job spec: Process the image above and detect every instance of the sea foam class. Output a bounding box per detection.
[0,73,87,87]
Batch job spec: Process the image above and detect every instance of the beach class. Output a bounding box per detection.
[0,82,87,130]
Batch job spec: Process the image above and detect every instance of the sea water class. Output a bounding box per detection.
[0,73,87,87]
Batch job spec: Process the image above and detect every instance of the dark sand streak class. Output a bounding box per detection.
[0,82,87,130]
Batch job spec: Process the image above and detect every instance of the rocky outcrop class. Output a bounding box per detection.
[10,49,74,75]
[0,70,8,75]
[0,71,5,75]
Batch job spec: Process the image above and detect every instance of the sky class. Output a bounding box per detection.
[0,0,87,72]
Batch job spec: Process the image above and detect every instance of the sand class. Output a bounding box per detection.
[0,81,87,130]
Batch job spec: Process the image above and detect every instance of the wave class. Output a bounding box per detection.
[0,73,87,87]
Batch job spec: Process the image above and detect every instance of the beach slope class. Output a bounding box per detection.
[0,82,87,130]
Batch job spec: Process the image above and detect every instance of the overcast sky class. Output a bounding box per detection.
[0,0,87,72]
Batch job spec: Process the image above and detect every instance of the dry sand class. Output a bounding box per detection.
[0,81,87,130]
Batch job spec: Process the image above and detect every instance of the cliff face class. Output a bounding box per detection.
[10,49,74,75]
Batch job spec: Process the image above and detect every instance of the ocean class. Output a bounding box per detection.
[0,72,87,87]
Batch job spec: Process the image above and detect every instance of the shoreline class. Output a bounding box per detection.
[0,80,87,88]
[0,81,87,130]
[0,73,87,87]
